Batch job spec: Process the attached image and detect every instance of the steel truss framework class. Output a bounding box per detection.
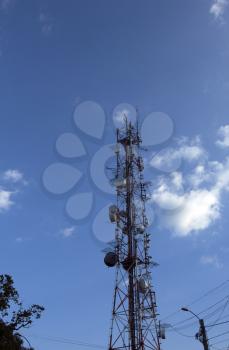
[107,121,163,350]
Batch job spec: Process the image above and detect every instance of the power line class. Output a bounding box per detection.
[208,299,229,332]
[170,295,229,329]
[205,304,229,322]
[211,337,229,346]
[209,331,229,341]
[161,280,229,322]
[23,334,106,349]
[165,296,229,343]
[168,325,194,338]
[218,313,229,321]
[173,304,229,331]
[210,346,229,350]
[207,320,229,328]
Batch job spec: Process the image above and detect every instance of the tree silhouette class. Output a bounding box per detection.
[0,275,44,350]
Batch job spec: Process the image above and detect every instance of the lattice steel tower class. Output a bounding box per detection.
[104,120,164,350]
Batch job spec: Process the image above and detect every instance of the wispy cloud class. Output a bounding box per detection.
[15,236,31,243]
[150,136,206,172]
[39,13,53,36]
[0,168,26,213]
[216,125,229,148]
[3,169,24,183]
[0,189,14,212]
[210,0,229,21]
[200,254,223,268]
[61,226,76,238]
[150,134,229,237]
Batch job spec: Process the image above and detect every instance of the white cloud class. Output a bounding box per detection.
[3,169,24,183]
[210,0,229,20]
[176,137,205,161]
[152,189,184,211]
[171,171,183,189]
[150,137,206,172]
[188,164,206,187]
[150,132,229,236]
[159,188,220,236]
[0,168,26,214]
[216,125,229,148]
[0,189,14,211]
[61,226,75,238]
[200,254,223,268]
[151,172,184,210]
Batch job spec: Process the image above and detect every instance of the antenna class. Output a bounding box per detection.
[104,120,164,350]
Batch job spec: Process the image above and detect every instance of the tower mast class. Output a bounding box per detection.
[104,120,164,350]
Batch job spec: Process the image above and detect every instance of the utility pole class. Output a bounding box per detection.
[198,319,209,350]
[181,307,209,350]
[104,120,164,350]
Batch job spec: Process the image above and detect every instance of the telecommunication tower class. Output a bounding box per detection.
[104,120,165,350]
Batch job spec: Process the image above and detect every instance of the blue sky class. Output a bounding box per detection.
[1,0,229,349]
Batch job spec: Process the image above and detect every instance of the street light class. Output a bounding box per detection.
[181,307,200,320]
[181,307,209,350]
